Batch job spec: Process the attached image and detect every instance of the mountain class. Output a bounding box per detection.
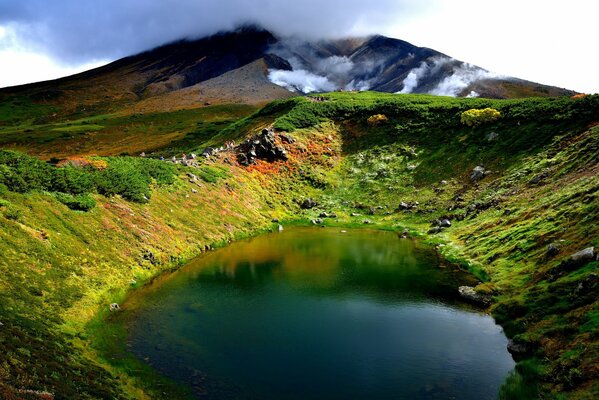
[0,26,575,118]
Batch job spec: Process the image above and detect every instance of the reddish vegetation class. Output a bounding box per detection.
[56,157,108,170]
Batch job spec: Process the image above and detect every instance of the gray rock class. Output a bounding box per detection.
[301,198,317,209]
[546,243,560,257]
[311,218,323,225]
[470,166,486,182]
[440,219,452,228]
[486,131,498,141]
[570,247,595,263]
[398,201,410,211]
[507,339,531,359]
[458,286,491,306]
[109,303,120,311]
[363,219,372,224]
[428,226,443,234]
[440,180,448,185]
[319,212,329,218]
[350,212,360,217]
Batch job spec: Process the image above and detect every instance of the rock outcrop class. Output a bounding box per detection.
[237,128,288,166]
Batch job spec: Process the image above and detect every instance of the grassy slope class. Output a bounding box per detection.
[0,92,597,399]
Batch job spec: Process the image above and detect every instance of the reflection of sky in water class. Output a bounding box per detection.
[124,227,514,400]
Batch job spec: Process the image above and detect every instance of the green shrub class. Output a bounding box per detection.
[3,205,22,221]
[0,151,176,205]
[55,193,96,211]
[461,108,501,127]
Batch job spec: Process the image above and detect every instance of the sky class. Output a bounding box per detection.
[0,0,597,93]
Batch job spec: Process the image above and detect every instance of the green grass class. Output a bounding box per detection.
[0,92,598,399]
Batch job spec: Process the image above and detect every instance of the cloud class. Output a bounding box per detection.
[429,63,502,97]
[397,56,503,97]
[268,69,336,93]
[0,0,426,65]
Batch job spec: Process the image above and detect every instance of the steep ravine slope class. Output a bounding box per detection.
[0,93,597,399]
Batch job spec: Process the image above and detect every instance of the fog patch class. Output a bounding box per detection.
[268,69,336,93]
[429,63,502,96]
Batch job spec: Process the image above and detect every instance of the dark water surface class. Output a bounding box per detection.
[124,227,514,399]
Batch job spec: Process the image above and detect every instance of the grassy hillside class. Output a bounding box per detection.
[0,92,597,399]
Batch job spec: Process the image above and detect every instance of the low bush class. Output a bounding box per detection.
[461,108,501,127]
[55,193,97,211]
[0,150,176,208]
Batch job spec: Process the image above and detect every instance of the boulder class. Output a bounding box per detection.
[236,128,288,166]
[458,286,491,306]
[470,166,486,182]
[570,247,595,263]
[301,198,317,209]
[546,243,560,257]
[319,212,329,218]
[486,131,498,141]
[363,219,372,224]
[311,218,323,225]
[428,226,443,234]
[398,201,410,211]
[439,219,452,228]
[507,339,532,360]
[278,224,284,232]
[109,303,120,311]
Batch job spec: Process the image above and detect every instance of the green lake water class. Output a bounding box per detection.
[123,227,515,399]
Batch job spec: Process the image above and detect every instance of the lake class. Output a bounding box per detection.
[122,227,514,399]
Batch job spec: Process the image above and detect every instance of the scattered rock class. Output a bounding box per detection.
[529,171,549,184]
[428,226,444,234]
[439,219,452,228]
[570,273,598,301]
[236,128,288,166]
[486,131,498,141]
[546,243,560,257]
[470,166,486,182]
[301,198,317,209]
[570,247,595,263]
[109,303,120,311]
[458,286,492,306]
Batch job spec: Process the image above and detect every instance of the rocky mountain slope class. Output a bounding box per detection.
[0,27,575,121]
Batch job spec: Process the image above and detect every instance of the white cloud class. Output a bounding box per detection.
[429,63,502,97]
[268,69,336,93]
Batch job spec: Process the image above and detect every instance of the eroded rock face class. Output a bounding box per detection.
[237,128,288,166]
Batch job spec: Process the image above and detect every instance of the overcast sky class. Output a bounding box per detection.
[0,0,597,93]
